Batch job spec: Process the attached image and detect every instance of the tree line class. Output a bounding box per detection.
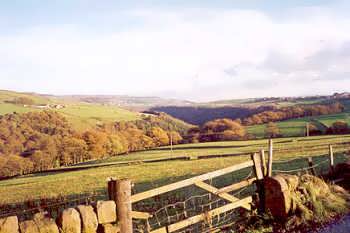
[184,118,248,143]
[185,102,346,142]
[241,102,344,125]
[0,111,187,178]
[0,102,346,177]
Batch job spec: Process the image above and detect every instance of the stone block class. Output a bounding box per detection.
[0,216,19,233]
[97,224,119,233]
[33,212,59,233]
[77,205,98,233]
[96,201,116,224]
[19,220,39,233]
[57,208,81,233]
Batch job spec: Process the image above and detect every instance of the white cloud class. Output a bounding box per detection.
[1,5,350,101]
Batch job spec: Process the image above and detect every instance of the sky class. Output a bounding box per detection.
[1,1,350,102]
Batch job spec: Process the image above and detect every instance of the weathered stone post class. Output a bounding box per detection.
[264,174,299,220]
[116,179,133,233]
[251,153,265,213]
[108,177,117,202]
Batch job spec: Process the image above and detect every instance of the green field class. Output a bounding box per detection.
[247,118,308,138]
[0,90,140,129]
[0,103,140,130]
[247,113,350,138]
[0,103,39,115]
[0,134,349,205]
[0,90,51,105]
[56,104,140,129]
[2,89,350,135]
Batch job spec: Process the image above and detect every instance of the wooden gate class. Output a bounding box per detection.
[126,153,265,233]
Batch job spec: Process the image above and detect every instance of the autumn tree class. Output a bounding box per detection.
[221,130,243,140]
[186,118,246,143]
[186,126,200,143]
[242,102,344,126]
[6,97,35,105]
[59,137,87,165]
[0,155,31,176]
[107,134,128,156]
[308,123,323,136]
[149,127,170,146]
[168,131,183,145]
[328,121,349,134]
[0,110,186,178]
[82,130,109,160]
[265,122,281,138]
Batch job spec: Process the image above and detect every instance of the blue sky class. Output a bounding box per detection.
[1,0,350,101]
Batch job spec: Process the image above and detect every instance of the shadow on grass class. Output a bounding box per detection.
[150,142,267,151]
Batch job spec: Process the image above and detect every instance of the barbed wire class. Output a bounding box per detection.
[272,157,307,164]
[272,159,329,174]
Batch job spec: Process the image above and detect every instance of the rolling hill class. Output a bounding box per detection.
[1,89,350,136]
[247,99,350,138]
[149,94,349,125]
[0,90,141,130]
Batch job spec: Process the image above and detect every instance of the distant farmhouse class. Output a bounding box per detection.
[24,104,65,109]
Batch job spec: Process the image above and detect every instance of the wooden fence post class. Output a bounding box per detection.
[108,178,117,201]
[116,179,133,233]
[260,149,267,177]
[251,153,265,213]
[307,157,316,176]
[329,145,334,173]
[267,139,273,177]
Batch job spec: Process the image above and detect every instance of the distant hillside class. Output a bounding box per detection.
[205,96,329,107]
[0,90,141,130]
[0,90,197,131]
[151,94,350,125]
[57,95,194,110]
[1,89,350,128]
[149,106,274,125]
[0,90,51,105]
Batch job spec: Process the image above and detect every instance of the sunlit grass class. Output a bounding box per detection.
[0,134,349,205]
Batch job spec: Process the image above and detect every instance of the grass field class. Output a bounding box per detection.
[0,103,39,115]
[247,118,308,138]
[247,113,350,138]
[0,134,349,205]
[56,104,140,129]
[0,90,51,105]
[0,90,140,129]
[0,102,140,130]
[247,99,350,138]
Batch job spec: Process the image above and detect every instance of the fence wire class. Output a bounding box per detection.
[0,189,107,220]
[132,171,255,233]
[272,153,348,176]
[1,150,348,232]
[273,159,329,174]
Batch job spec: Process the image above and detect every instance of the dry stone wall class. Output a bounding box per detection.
[0,201,120,233]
